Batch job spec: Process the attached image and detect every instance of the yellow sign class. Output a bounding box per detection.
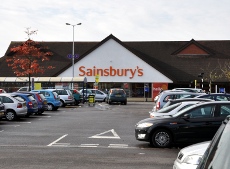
[34,83,42,90]
[95,74,100,83]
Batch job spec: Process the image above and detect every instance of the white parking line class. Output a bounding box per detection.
[47,134,68,146]
[79,144,99,148]
[108,144,129,148]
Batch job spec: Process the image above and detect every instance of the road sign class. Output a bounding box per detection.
[95,74,100,83]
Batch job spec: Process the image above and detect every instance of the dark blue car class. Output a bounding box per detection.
[12,93,38,117]
[15,91,48,114]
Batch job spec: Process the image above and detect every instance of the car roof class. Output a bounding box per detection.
[169,98,213,103]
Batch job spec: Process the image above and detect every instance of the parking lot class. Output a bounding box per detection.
[0,102,179,169]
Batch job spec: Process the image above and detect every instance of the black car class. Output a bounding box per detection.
[197,115,230,169]
[135,101,230,148]
[196,93,230,101]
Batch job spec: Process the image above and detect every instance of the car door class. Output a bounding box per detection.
[175,104,219,144]
[95,90,105,101]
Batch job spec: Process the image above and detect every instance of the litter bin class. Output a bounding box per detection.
[88,94,95,106]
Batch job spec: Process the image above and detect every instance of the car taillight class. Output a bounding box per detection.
[17,103,23,108]
[37,94,42,102]
[28,101,33,108]
[156,102,160,111]
[68,96,72,99]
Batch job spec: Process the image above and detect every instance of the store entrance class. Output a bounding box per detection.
[86,82,152,98]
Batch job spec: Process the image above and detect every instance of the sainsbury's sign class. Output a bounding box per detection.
[79,66,143,79]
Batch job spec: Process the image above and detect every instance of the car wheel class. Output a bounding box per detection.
[124,101,127,105]
[5,111,17,121]
[60,100,65,107]
[108,100,112,105]
[151,129,172,148]
[47,104,54,111]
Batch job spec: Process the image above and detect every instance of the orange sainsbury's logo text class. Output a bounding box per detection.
[79,66,143,79]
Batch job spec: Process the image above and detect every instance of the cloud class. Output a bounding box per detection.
[1,0,230,57]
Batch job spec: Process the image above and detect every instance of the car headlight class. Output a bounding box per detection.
[137,122,153,128]
[183,155,202,165]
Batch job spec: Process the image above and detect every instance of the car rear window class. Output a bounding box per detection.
[111,89,125,95]
[52,92,59,98]
[28,95,36,101]
[39,93,45,100]
[13,96,24,102]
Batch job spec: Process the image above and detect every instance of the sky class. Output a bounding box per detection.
[1,0,230,57]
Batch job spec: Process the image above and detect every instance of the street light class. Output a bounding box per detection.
[66,22,82,79]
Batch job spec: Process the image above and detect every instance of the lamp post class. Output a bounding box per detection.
[66,22,82,79]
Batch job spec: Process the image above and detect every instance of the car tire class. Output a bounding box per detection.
[5,110,17,121]
[60,100,65,107]
[47,103,54,111]
[124,101,127,105]
[108,100,112,105]
[151,129,172,148]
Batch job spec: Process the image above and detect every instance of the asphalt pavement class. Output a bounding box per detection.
[0,101,179,169]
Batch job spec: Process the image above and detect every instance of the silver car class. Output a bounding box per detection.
[0,93,27,121]
[173,141,210,169]
[153,90,205,111]
[79,89,107,102]
[51,89,75,107]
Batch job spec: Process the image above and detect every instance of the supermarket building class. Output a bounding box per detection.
[1,34,230,99]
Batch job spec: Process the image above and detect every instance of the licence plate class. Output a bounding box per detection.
[115,95,121,97]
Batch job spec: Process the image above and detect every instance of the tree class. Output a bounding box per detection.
[201,62,222,92]
[6,28,54,90]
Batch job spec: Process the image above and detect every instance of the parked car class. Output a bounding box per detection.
[49,89,74,107]
[0,89,7,93]
[197,115,230,169]
[79,89,107,102]
[0,93,27,121]
[135,101,230,148]
[106,88,127,105]
[70,89,81,105]
[0,101,5,120]
[173,141,210,169]
[153,90,205,111]
[12,92,38,117]
[79,89,92,102]
[17,86,30,92]
[90,89,107,102]
[31,90,60,111]
[15,91,48,114]
[195,93,230,101]
[149,101,208,118]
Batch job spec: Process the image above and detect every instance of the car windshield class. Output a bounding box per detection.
[156,102,182,113]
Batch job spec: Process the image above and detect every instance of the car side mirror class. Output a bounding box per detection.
[182,114,191,119]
